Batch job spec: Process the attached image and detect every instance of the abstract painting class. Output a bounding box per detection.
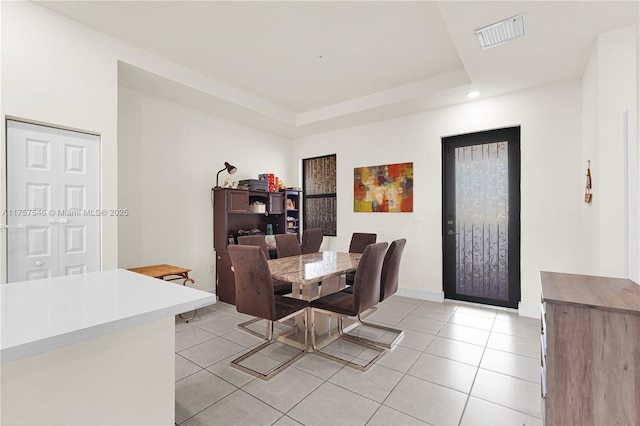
[354,162,413,212]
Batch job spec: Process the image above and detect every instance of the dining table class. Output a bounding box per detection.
[267,251,362,351]
[267,251,361,300]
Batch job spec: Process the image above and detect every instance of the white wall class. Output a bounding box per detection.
[1,1,119,277]
[118,87,292,291]
[0,1,295,285]
[582,26,638,279]
[581,38,600,276]
[4,1,636,308]
[291,80,585,314]
[637,15,640,284]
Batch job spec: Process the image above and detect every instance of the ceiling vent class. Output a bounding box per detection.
[475,13,526,49]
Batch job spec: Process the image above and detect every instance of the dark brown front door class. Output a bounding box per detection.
[442,126,521,309]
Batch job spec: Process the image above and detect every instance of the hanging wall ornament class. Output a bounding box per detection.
[585,160,592,204]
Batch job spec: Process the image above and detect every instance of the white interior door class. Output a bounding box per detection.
[6,120,100,282]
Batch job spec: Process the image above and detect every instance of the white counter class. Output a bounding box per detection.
[1,268,216,425]
[0,268,216,363]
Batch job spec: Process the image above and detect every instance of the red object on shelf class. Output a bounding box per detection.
[259,173,276,192]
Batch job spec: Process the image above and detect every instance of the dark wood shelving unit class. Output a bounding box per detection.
[284,189,302,241]
[213,187,302,304]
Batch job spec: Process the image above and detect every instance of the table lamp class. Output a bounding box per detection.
[216,161,237,188]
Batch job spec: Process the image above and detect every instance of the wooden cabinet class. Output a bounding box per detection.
[215,251,234,304]
[540,271,640,426]
[227,190,249,213]
[213,188,297,304]
[269,192,283,215]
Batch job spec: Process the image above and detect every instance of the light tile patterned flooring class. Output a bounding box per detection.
[175,296,542,426]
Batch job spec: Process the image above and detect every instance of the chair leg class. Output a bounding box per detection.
[359,306,378,320]
[231,311,307,381]
[238,317,270,340]
[343,313,404,348]
[238,313,291,340]
[310,308,385,371]
[267,319,274,340]
[310,308,317,351]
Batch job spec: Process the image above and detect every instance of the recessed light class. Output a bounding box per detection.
[467,91,480,98]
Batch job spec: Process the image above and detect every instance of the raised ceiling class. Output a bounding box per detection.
[36,1,638,137]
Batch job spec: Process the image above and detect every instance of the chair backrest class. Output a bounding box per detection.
[275,233,301,258]
[379,239,406,302]
[227,245,276,320]
[349,233,377,254]
[352,242,388,314]
[300,228,323,254]
[237,235,269,258]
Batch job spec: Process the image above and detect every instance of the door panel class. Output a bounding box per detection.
[64,143,86,173]
[6,120,100,282]
[442,127,521,308]
[8,123,59,282]
[26,226,51,257]
[64,225,86,253]
[57,128,100,276]
[26,183,52,210]
[26,138,52,171]
[64,185,86,210]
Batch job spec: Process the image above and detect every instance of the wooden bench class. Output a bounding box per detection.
[128,264,197,322]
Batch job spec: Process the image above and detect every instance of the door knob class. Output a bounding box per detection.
[35,260,43,267]
[447,230,457,236]
[0,224,27,229]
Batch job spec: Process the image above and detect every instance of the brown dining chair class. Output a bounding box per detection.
[345,238,407,348]
[237,235,269,256]
[237,235,290,293]
[237,235,293,339]
[345,232,377,289]
[349,232,378,253]
[309,242,388,371]
[275,233,301,258]
[300,228,323,254]
[227,245,308,380]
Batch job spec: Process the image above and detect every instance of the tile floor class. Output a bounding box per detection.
[175,296,543,426]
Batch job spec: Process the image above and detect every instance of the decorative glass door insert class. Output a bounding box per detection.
[455,142,509,300]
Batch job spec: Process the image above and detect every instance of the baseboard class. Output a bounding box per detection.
[396,288,444,302]
[517,302,541,319]
[396,288,540,320]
